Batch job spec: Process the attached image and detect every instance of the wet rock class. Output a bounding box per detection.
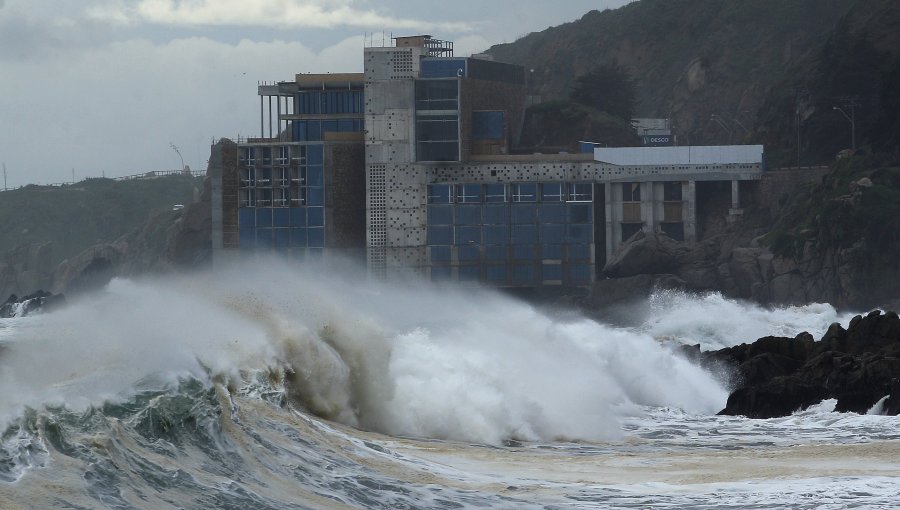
[0,290,66,318]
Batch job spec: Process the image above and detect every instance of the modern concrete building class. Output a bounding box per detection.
[213,35,764,288]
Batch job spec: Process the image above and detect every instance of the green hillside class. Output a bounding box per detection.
[0,175,202,268]
[487,0,854,150]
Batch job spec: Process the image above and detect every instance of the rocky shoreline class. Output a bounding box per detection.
[0,290,66,318]
[682,309,900,417]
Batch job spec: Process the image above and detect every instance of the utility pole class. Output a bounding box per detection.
[3,163,6,190]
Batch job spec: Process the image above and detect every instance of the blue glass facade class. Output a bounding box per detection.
[238,143,326,254]
[426,182,595,286]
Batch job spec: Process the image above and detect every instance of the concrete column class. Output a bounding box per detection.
[731,180,740,209]
[641,181,655,233]
[605,182,614,263]
[260,96,264,138]
[684,180,697,243]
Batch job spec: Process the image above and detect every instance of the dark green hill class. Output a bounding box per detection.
[487,0,853,147]
[0,175,202,268]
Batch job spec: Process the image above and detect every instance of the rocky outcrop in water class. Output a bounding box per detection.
[693,310,900,418]
[0,290,66,318]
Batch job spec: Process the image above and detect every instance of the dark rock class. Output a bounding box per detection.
[0,289,65,318]
[712,311,900,417]
[603,231,689,277]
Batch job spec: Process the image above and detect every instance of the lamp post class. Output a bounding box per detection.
[832,105,856,151]
[170,142,185,171]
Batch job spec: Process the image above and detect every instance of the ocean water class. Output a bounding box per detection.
[1,259,898,509]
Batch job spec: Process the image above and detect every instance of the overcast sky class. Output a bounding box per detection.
[0,0,634,188]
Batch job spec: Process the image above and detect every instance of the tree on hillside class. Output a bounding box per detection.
[570,65,637,121]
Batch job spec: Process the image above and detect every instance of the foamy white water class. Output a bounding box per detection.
[1,258,898,508]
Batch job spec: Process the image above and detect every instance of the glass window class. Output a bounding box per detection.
[541,224,565,243]
[622,182,641,202]
[456,184,481,203]
[239,226,256,248]
[431,266,452,282]
[664,181,683,201]
[274,228,290,248]
[541,183,564,202]
[239,208,255,227]
[510,204,536,224]
[483,225,509,244]
[273,208,290,227]
[542,263,563,281]
[291,228,307,247]
[567,244,592,261]
[417,141,459,162]
[427,226,453,245]
[256,188,272,207]
[430,245,451,263]
[511,224,537,244]
[262,147,272,165]
[458,244,480,261]
[567,203,592,223]
[240,167,255,187]
[307,187,324,206]
[291,207,306,226]
[307,227,325,248]
[455,226,481,245]
[567,264,592,285]
[542,244,563,260]
[276,146,289,165]
[512,265,536,284]
[428,205,453,225]
[256,207,272,227]
[459,265,480,282]
[566,224,592,243]
[415,80,459,111]
[486,265,508,284]
[540,203,565,223]
[455,205,481,225]
[427,184,452,204]
[256,228,273,248]
[568,183,593,202]
[511,183,537,202]
[512,245,537,260]
[307,207,324,227]
[257,167,272,186]
[307,166,323,187]
[484,245,507,261]
[307,144,324,165]
[483,204,508,224]
[485,184,506,203]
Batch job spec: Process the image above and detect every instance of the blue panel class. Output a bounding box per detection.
[458,245,480,261]
[486,265,508,284]
[239,226,256,248]
[307,207,324,227]
[472,111,504,139]
[427,184,452,204]
[542,263,563,281]
[485,245,507,261]
[540,203,565,223]
[511,204,536,224]
[273,208,290,227]
[256,228,273,248]
[511,224,537,244]
[580,141,600,153]
[323,120,338,133]
[430,245,451,263]
[455,226,481,245]
[456,184,482,203]
[567,203,592,223]
[291,207,307,226]
[420,58,467,78]
[484,204,508,224]
[512,183,538,202]
[483,225,509,244]
[307,144,324,165]
[292,121,306,141]
[256,208,272,227]
[567,244,592,261]
[239,208,255,227]
[274,228,290,248]
[306,121,322,141]
[427,226,452,245]
[567,224,592,243]
[567,264,592,285]
[459,265,480,282]
[485,184,506,203]
[543,244,563,259]
[307,187,324,206]
[541,183,564,202]
[541,224,565,243]
[291,228,307,247]
[512,245,537,261]
[431,266,452,282]
[307,166,323,187]
[428,205,453,225]
[455,205,482,225]
[308,227,325,248]
[512,265,536,285]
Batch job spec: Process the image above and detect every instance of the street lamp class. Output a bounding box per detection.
[832,105,856,151]
[170,142,185,171]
